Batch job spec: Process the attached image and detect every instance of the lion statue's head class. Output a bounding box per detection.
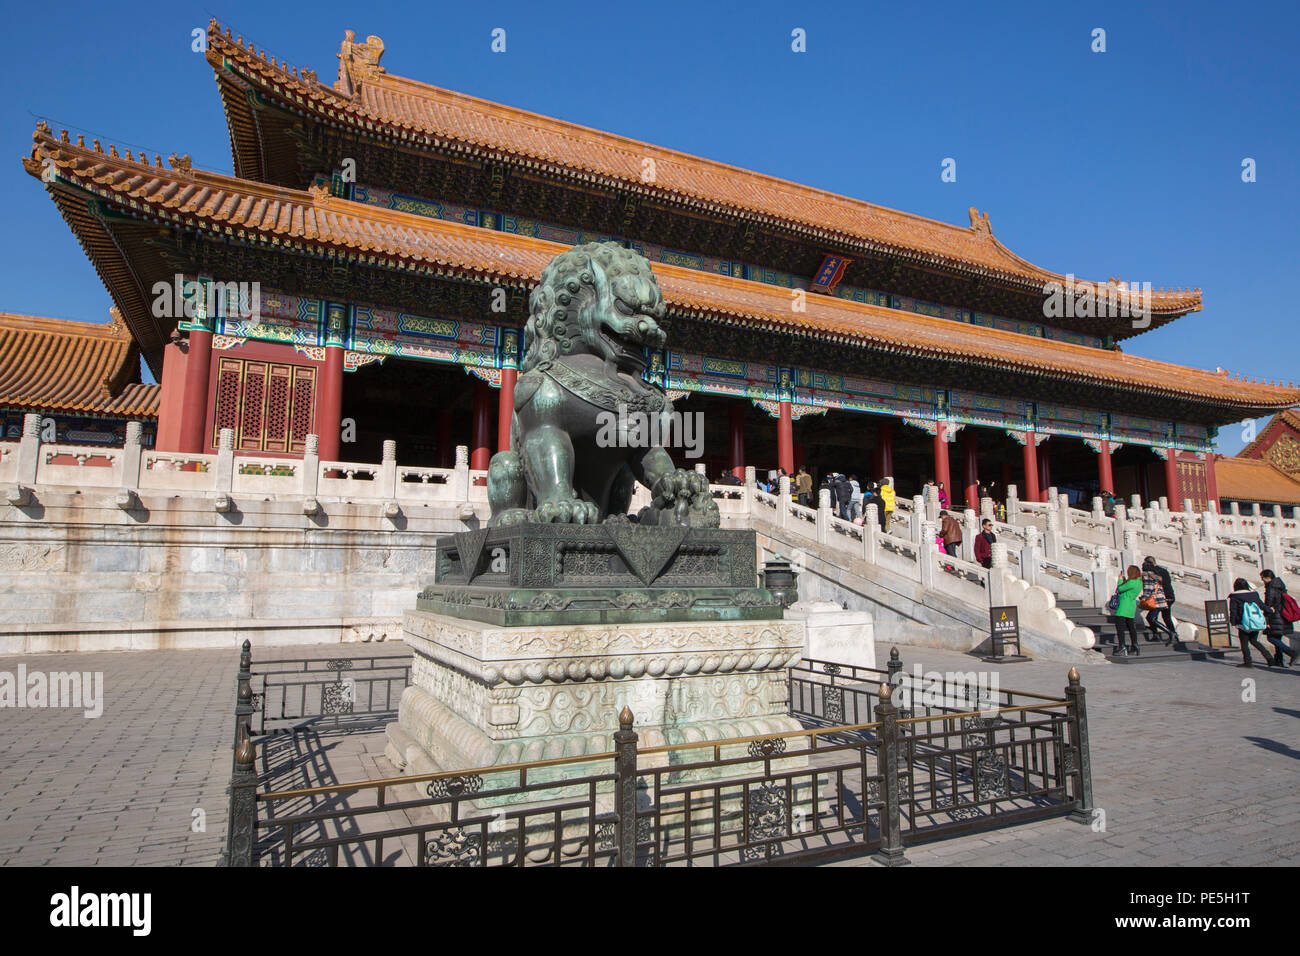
[521,241,667,375]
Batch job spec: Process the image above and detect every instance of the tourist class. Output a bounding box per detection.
[937,481,950,510]
[717,469,741,486]
[879,479,896,532]
[1228,577,1276,668]
[849,474,863,521]
[1140,556,1177,643]
[973,518,997,568]
[861,481,878,524]
[1101,490,1116,518]
[939,509,962,557]
[795,466,812,506]
[1112,566,1144,656]
[1260,570,1298,666]
[833,472,853,520]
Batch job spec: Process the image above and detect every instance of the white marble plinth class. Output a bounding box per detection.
[386,610,808,784]
[786,600,876,670]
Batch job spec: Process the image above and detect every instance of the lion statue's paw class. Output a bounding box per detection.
[645,469,720,528]
[532,498,601,525]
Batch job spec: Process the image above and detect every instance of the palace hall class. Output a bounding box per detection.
[16,22,1300,510]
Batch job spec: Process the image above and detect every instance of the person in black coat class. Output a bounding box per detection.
[1140,556,1177,642]
[1228,578,1276,668]
[833,473,853,520]
[1260,570,1298,666]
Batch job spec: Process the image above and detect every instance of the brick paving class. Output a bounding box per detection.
[0,642,401,867]
[0,639,1295,866]
[835,642,1300,867]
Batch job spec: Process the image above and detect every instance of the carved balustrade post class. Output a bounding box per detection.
[115,421,143,511]
[864,504,879,563]
[301,435,321,515]
[1111,504,1127,549]
[453,445,470,502]
[6,412,41,505]
[816,488,831,544]
[381,439,398,500]
[213,428,236,513]
[1005,484,1020,525]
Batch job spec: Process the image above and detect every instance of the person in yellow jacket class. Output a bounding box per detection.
[879,479,896,532]
[795,467,813,506]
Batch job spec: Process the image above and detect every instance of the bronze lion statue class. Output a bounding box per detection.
[487,242,720,528]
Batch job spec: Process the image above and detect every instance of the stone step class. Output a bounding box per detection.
[1095,637,1228,664]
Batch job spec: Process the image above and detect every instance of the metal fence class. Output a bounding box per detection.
[221,643,1093,867]
[240,645,411,736]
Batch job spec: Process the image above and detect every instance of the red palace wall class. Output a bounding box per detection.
[156,339,188,452]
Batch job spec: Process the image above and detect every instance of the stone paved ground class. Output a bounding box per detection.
[834,643,1300,867]
[0,640,1296,866]
[0,642,401,866]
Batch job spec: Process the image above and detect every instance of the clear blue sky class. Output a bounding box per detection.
[4,0,1296,453]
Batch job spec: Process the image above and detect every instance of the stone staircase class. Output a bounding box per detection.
[1055,598,1227,665]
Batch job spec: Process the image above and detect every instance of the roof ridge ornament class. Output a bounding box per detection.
[107,306,128,338]
[308,181,333,205]
[967,207,992,236]
[337,29,385,95]
[168,153,193,176]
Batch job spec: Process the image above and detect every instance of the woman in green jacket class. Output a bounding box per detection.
[1113,565,1144,657]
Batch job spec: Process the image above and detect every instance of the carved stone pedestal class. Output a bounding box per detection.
[386,609,807,805]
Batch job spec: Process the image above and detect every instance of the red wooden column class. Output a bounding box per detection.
[875,418,894,478]
[1205,452,1220,509]
[1021,433,1041,503]
[1163,447,1180,504]
[471,380,493,470]
[316,346,345,464]
[317,303,348,464]
[728,403,746,479]
[932,424,952,495]
[497,368,517,453]
[1038,444,1052,500]
[962,428,979,508]
[777,401,794,476]
[178,328,213,454]
[1097,440,1115,493]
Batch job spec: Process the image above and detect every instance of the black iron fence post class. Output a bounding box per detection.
[873,681,909,866]
[613,706,639,868]
[224,729,257,867]
[1064,666,1095,823]
[234,639,253,751]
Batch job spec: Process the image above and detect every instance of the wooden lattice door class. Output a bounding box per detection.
[213,357,316,453]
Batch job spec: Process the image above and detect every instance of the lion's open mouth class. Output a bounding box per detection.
[599,322,650,372]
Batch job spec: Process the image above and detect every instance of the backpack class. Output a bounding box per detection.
[1282,592,1300,623]
[1241,600,1267,632]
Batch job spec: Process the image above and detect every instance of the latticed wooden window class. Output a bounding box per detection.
[213,357,317,453]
